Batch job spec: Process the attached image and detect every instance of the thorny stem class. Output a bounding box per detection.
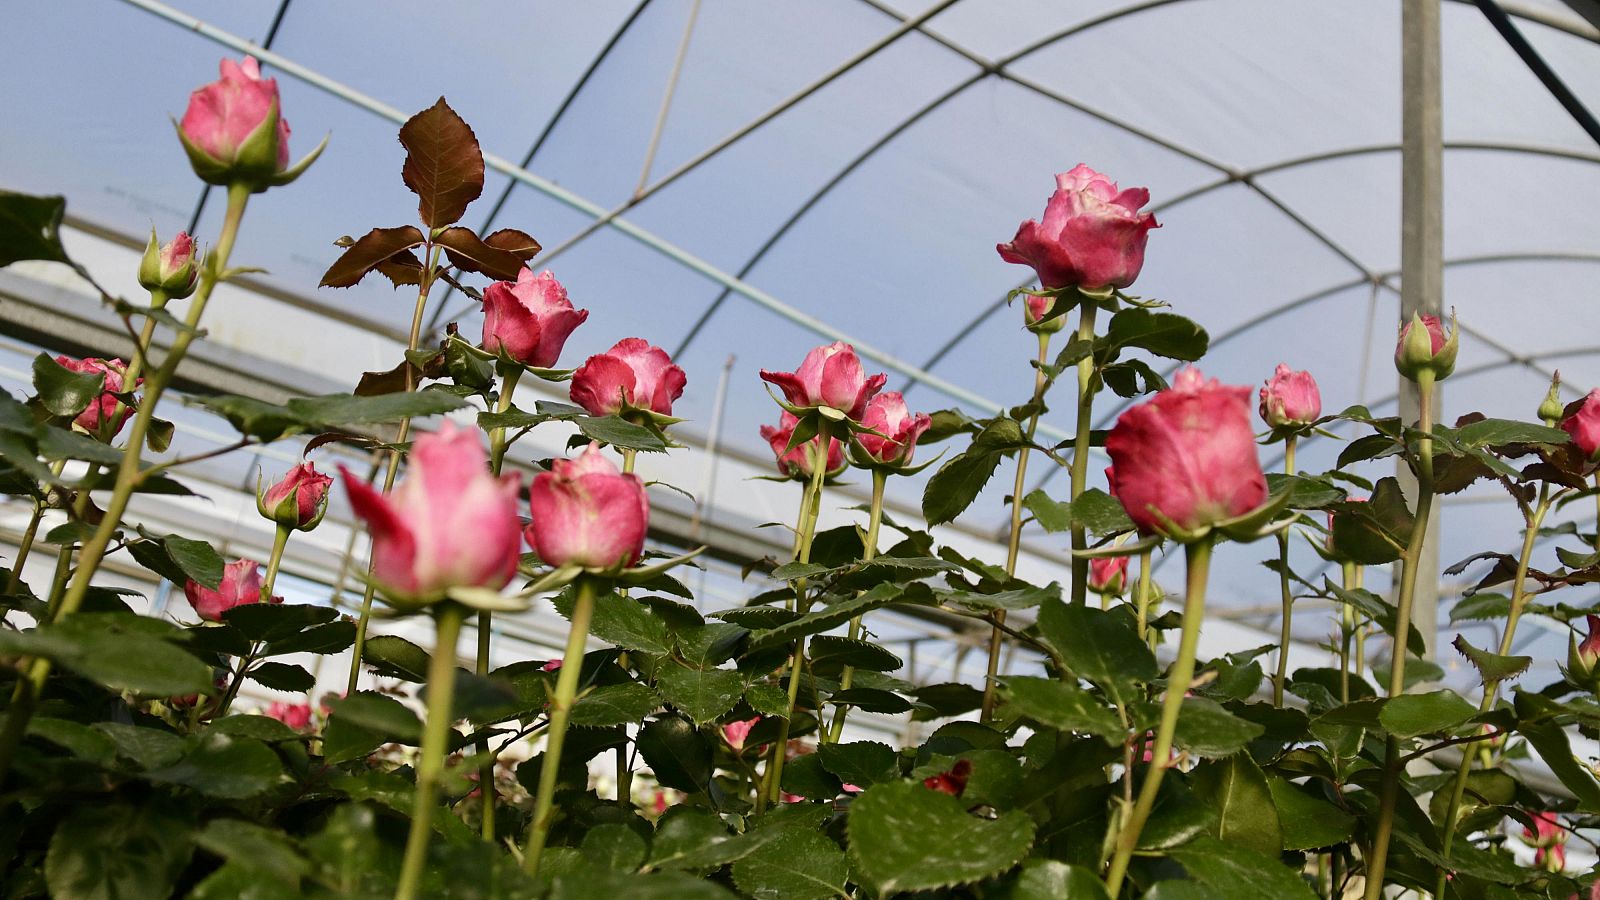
[523,577,599,878]
[827,468,886,743]
[395,603,467,900]
[1272,434,1298,706]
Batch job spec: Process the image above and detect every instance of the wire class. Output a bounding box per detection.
[1475,0,1600,147]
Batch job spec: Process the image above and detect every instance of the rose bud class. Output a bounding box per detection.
[760,342,886,421]
[722,716,761,753]
[1560,388,1600,460]
[184,559,282,622]
[855,391,932,468]
[569,338,687,420]
[997,164,1159,291]
[1538,371,1565,427]
[177,56,320,191]
[541,658,563,672]
[1567,614,1600,692]
[1394,311,1458,383]
[1258,364,1322,432]
[922,759,973,797]
[341,422,523,610]
[1520,811,1567,873]
[761,412,846,481]
[1023,293,1066,334]
[258,462,333,531]
[481,269,588,368]
[526,442,649,571]
[137,229,200,299]
[1105,368,1268,537]
[55,356,139,440]
[266,702,314,732]
[1087,556,1130,596]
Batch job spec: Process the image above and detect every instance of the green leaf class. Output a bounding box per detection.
[745,583,910,652]
[817,741,899,788]
[588,591,674,655]
[1451,417,1569,449]
[32,353,106,418]
[1518,716,1600,811]
[847,780,1035,894]
[808,636,901,674]
[637,716,712,794]
[322,691,422,764]
[1001,676,1122,739]
[1329,477,1412,565]
[265,620,356,656]
[828,687,912,713]
[655,665,744,726]
[27,717,117,765]
[997,861,1110,899]
[207,715,303,743]
[93,721,186,769]
[648,807,731,868]
[1099,308,1209,361]
[193,818,309,883]
[223,602,338,642]
[939,582,1061,612]
[154,533,225,589]
[1022,489,1073,532]
[190,862,303,900]
[577,415,669,452]
[361,634,431,681]
[550,869,736,900]
[571,682,663,727]
[0,190,72,267]
[1267,776,1354,850]
[1164,835,1318,900]
[46,800,194,900]
[245,660,316,692]
[0,613,213,695]
[1173,698,1265,757]
[744,683,792,718]
[1036,600,1156,704]
[1378,690,1477,738]
[146,733,284,798]
[285,390,468,428]
[1451,634,1531,685]
[923,419,1020,525]
[1070,488,1136,538]
[781,753,842,799]
[579,823,648,872]
[731,827,849,900]
[187,395,305,442]
[1189,753,1281,856]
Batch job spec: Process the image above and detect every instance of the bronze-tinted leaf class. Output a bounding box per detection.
[435,226,525,281]
[375,249,424,288]
[353,353,446,396]
[399,98,484,228]
[483,227,541,261]
[320,226,425,288]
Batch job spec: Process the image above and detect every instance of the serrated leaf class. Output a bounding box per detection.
[400,98,484,227]
[27,717,117,765]
[1099,308,1209,361]
[1267,776,1354,850]
[1518,714,1600,811]
[1001,676,1122,739]
[435,226,525,281]
[93,721,186,769]
[193,818,309,884]
[361,634,431,681]
[576,414,669,452]
[588,590,674,654]
[1452,633,1531,685]
[847,780,1035,894]
[1071,488,1136,538]
[1036,600,1156,704]
[571,682,662,727]
[1172,698,1265,757]
[0,613,212,695]
[808,635,901,674]
[223,602,338,642]
[1378,690,1477,738]
[207,715,303,743]
[318,226,425,288]
[579,824,648,872]
[998,861,1109,899]
[245,660,315,692]
[32,352,105,418]
[46,800,193,900]
[1189,753,1281,856]
[745,583,909,651]
[655,665,743,726]
[146,733,284,798]
[923,424,1012,526]
[637,716,712,794]
[1022,489,1072,532]
[1164,836,1317,900]
[0,190,72,267]
[731,827,848,900]
[285,391,467,428]
[817,741,899,788]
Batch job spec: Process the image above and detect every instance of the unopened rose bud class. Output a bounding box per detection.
[1023,294,1067,334]
[1567,614,1600,692]
[1087,556,1129,596]
[258,462,332,531]
[177,56,321,191]
[1394,311,1458,383]
[1538,372,1565,427]
[1561,389,1600,461]
[138,229,199,299]
[1258,364,1322,432]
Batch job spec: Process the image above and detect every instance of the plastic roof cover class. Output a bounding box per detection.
[6,0,1600,690]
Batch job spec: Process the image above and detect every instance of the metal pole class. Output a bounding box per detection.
[1398,0,1444,660]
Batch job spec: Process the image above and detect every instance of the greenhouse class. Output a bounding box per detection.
[2,0,1600,896]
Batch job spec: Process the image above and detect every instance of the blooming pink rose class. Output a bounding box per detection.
[481,269,588,368]
[1105,368,1268,535]
[341,422,523,608]
[1258,364,1322,430]
[1394,313,1458,381]
[922,759,972,797]
[266,702,314,732]
[1087,556,1129,595]
[526,442,649,570]
[138,230,199,298]
[760,342,886,420]
[1105,465,1118,498]
[569,338,687,418]
[1561,389,1600,460]
[54,356,139,439]
[761,412,846,480]
[259,462,333,530]
[184,559,281,623]
[179,57,292,180]
[997,164,1159,291]
[722,716,761,752]
[856,392,931,467]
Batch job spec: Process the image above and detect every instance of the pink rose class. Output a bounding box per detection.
[541,659,562,672]
[1087,556,1129,595]
[1258,364,1322,431]
[1394,313,1458,382]
[1577,615,1600,670]
[856,392,932,467]
[1561,389,1600,460]
[259,462,333,530]
[526,442,649,571]
[1521,811,1567,872]
[569,338,687,418]
[480,269,588,368]
[997,164,1159,291]
[54,356,139,439]
[341,422,523,608]
[138,230,199,299]
[184,559,281,622]
[266,702,314,732]
[1104,368,1268,535]
[760,412,846,480]
[760,342,886,421]
[178,56,293,184]
[722,716,761,752]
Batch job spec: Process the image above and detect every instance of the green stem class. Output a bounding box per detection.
[210,526,292,720]
[260,525,291,601]
[1431,484,1551,898]
[983,330,1053,723]
[523,577,598,877]
[347,242,443,697]
[4,459,69,598]
[0,183,251,783]
[827,469,886,743]
[395,602,466,900]
[1272,434,1299,706]
[1068,302,1101,609]
[1135,549,1154,650]
[1363,370,1436,900]
[477,365,522,840]
[1340,562,1357,704]
[1593,472,1599,554]
[487,368,523,478]
[1104,538,1213,898]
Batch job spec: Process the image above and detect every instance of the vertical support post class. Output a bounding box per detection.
[1398,0,1443,660]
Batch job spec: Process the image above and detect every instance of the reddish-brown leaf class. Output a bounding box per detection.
[353,353,446,397]
[375,249,425,288]
[483,227,541,261]
[435,226,526,282]
[320,226,425,288]
[399,98,484,228]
